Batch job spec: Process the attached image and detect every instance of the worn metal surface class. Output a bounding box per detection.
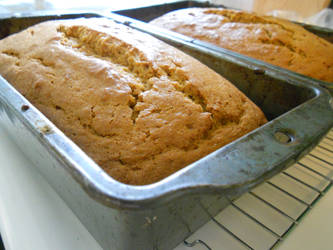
[0,12,333,250]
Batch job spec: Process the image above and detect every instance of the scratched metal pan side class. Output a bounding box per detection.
[0,13,332,210]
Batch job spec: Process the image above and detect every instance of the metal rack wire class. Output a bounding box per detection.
[0,235,4,250]
[176,129,333,250]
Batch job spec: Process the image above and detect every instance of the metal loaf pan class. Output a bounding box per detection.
[114,0,333,91]
[0,11,333,250]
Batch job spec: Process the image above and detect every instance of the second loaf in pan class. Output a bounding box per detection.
[150,8,333,83]
[0,18,266,185]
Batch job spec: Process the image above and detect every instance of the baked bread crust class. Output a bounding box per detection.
[150,8,333,83]
[0,18,266,185]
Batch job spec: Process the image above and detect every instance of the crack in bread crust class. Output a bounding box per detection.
[55,23,257,172]
[58,25,219,129]
[58,25,212,116]
[58,24,251,147]
[1,50,20,58]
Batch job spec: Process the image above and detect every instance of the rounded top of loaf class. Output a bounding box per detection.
[150,8,333,83]
[0,18,266,184]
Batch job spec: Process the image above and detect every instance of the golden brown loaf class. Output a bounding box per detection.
[150,8,333,82]
[0,18,266,185]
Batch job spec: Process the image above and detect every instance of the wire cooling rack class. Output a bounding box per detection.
[174,129,333,250]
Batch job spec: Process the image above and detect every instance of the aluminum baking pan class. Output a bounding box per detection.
[0,12,333,250]
[114,0,333,91]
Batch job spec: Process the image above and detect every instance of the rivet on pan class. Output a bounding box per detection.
[274,129,296,145]
[253,68,265,75]
[21,104,30,111]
